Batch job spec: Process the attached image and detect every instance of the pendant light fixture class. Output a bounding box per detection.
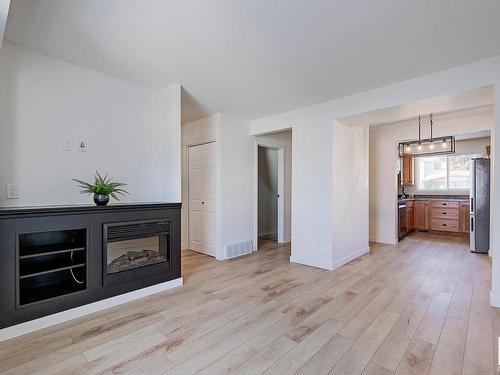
[398,113,455,157]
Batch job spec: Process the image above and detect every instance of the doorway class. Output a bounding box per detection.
[188,142,216,257]
[253,129,291,251]
[258,146,279,246]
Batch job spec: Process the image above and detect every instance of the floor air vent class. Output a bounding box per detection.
[225,240,253,259]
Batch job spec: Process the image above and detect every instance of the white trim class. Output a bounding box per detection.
[289,255,333,270]
[253,140,285,250]
[0,277,183,342]
[369,236,397,245]
[490,290,500,308]
[332,246,371,269]
[280,236,292,244]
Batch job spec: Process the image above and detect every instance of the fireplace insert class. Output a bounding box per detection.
[103,219,171,286]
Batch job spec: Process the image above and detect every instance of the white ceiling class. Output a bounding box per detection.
[338,86,494,127]
[5,0,500,123]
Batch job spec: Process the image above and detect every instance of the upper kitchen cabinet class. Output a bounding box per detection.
[401,156,415,185]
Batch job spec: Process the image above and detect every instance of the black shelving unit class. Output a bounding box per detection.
[18,229,87,306]
[0,203,181,329]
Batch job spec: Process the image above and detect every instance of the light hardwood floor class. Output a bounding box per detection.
[0,232,497,375]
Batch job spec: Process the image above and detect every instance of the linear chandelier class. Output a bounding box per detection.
[398,113,455,157]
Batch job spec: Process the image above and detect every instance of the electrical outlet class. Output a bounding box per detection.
[78,141,87,152]
[6,184,20,199]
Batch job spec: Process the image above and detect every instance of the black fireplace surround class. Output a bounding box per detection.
[0,203,181,329]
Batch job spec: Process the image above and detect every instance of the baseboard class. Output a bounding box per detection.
[289,255,333,270]
[369,236,397,245]
[0,277,183,342]
[490,290,500,308]
[279,236,291,244]
[332,246,370,269]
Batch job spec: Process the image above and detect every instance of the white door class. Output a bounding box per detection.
[188,143,216,257]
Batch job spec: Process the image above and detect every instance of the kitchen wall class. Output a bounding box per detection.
[370,106,493,243]
[0,43,181,207]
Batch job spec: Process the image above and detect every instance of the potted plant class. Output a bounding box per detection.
[73,171,128,206]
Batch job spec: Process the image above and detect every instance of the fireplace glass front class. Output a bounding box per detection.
[105,220,170,275]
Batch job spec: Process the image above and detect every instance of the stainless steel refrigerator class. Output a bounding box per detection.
[470,158,490,253]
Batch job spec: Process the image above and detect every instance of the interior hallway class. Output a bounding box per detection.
[0,233,496,374]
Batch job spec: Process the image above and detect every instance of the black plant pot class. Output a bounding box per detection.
[93,194,110,206]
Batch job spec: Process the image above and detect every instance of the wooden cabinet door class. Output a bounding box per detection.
[402,156,414,185]
[407,207,414,230]
[460,202,470,233]
[414,201,429,230]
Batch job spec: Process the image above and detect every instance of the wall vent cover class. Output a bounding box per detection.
[225,240,253,259]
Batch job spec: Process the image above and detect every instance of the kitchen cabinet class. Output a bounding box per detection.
[401,156,414,185]
[460,202,470,233]
[407,207,414,230]
[430,201,460,233]
[414,201,429,230]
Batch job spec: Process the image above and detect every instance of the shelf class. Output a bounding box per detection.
[19,278,86,306]
[20,263,85,279]
[19,243,86,259]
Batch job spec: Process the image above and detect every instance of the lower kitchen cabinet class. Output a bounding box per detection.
[414,201,429,230]
[460,202,470,233]
[412,200,469,234]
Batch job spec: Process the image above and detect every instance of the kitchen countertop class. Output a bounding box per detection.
[398,197,469,203]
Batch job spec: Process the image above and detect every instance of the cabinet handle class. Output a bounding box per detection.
[442,212,447,215]
[442,203,447,206]
[442,223,447,227]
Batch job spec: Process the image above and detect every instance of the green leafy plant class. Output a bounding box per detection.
[73,171,129,200]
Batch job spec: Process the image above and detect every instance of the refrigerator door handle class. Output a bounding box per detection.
[470,215,475,252]
[470,197,473,213]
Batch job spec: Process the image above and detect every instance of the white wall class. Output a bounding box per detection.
[254,130,292,242]
[0,43,181,207]
[332,122,370,267]
[369,106,493,244]
[258,147,278,238]
[181,113,253,259]
[219,113,254,258]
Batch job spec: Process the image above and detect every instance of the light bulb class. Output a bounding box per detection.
[429,143,434,149]
[418,143,422,151]
[405,145,411,153]
[442,139,447,148]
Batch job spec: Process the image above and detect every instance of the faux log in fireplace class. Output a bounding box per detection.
[0,203,181,329]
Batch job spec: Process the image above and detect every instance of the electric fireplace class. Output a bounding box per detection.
[103,219,171,286]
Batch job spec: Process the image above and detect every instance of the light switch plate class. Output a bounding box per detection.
[63,139,73,151]
[6,184,20,199]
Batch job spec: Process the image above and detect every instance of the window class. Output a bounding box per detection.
[417,154,481,191]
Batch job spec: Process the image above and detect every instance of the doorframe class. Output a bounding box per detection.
[186,141,217,256]
[253,140,286,250]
